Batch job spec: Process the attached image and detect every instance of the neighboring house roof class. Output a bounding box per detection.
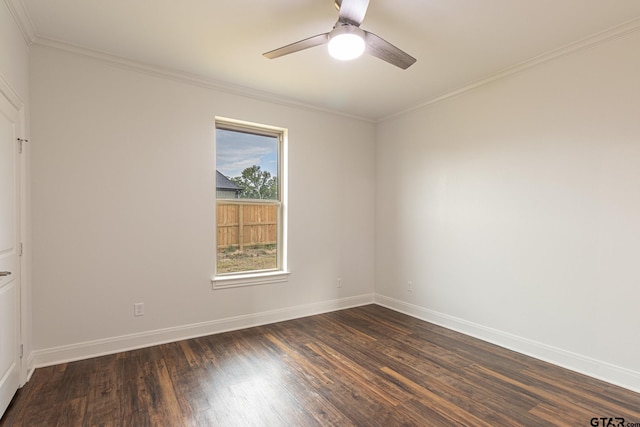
[216,171,241,191]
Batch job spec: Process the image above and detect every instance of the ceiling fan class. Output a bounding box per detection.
[263,0,416,70]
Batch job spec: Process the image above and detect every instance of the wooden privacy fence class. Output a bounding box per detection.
[217,202,278,250]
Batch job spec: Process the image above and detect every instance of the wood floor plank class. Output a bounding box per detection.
[381,366,496,427]
[2,305,639,426]
[55,396,87,427]
[83,353,122,425]
[521,367,640,419]
[472,363,640,422]
[529,403,591,427]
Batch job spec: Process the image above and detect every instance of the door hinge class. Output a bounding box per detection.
[19,242,23,256]
[20,344,24,359]
[17,138,29,154]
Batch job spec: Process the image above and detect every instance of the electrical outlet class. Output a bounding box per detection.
[337,278,343,288]
[134,302,144,317]
[408,281,413,292]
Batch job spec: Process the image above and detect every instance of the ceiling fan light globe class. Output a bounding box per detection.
[328,26,365,60]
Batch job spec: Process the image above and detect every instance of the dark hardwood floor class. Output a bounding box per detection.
[2,305,639,426]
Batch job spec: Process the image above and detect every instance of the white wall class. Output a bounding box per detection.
[29,45,375,362]
[0,3,29,100]
[376,30,640,391]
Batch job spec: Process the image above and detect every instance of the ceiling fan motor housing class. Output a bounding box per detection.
[328,24,366,60]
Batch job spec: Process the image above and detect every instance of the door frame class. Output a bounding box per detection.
[0,76,28,387]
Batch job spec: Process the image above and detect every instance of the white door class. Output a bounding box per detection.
[0,89,21,418]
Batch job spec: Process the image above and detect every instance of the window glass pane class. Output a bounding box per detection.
[215,123,281,275]
[216,128,278,200]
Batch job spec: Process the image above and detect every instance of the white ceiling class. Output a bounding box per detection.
[19,0,640,120]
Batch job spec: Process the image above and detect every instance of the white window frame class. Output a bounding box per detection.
[212,117,289,289]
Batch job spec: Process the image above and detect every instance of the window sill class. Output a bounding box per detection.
[212,271,290,290]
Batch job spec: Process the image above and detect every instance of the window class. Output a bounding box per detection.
[212,117,288,289]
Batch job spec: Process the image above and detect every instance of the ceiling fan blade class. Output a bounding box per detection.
[263,33,329,59]
[363,30,416,69]
[337,0,370,26]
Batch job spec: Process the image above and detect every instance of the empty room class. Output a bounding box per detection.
[1,0,639,425]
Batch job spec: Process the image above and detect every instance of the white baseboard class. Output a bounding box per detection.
[375,294,640,394]
[31,293,375,368]
[27,292,640,395]
[24,352,35,383]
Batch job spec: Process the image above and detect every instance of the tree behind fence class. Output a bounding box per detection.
[217,202,277,250]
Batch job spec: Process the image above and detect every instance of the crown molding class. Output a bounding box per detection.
[18,7,640,124]
[3,0,37,45]
[32,37,374,124]
[380,16,640,122]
